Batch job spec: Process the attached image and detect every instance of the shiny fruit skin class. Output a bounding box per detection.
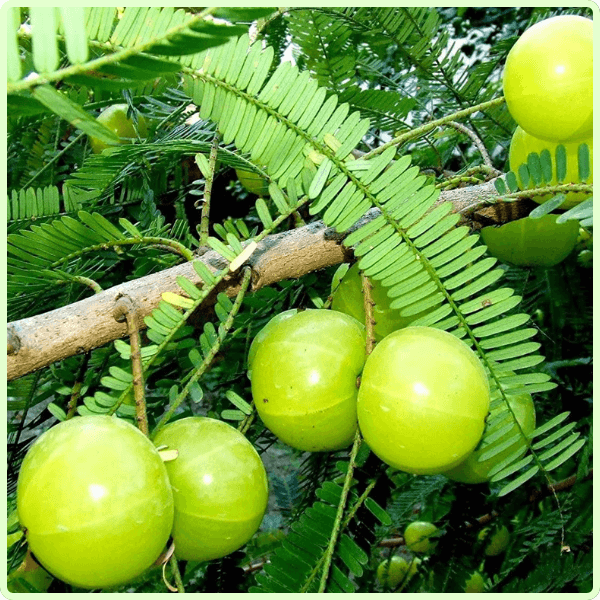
[17,416,174,589]
[480,525,510,556]
[481,215,579,268]
[90,104,148,154]
[444,393,535,484]
[502,15,592,142]
[236,168,270,196]
[357,327,490,475]
[404,521,438,553]
[464,571,485,593]
[251,309,366,452]
[509,126,593,208]
[153,417,269,562]
[331,263,438,340]
[247,309,298,377]
[376,555,420,588]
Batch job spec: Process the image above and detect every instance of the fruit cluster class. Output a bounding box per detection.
[376,521,511,592]
[249,307,492,475]
[484,15,592,268]
[16,415,268,589]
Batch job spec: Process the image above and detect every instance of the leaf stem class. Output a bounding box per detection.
[362,96,506,160]
[317,429,362,593]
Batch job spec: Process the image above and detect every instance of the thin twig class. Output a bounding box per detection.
[113,296,148,435]
[198,133,221,246]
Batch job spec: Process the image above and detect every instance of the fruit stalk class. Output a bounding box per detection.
[113,296,148,435]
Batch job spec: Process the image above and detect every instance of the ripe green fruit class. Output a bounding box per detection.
[464,571,485,593]
[17,416,174,589]
[377,555,421,588]
[250,309,366,452]
[404,521,438,553]
[153,417,269,562]
[247,309,298,377]
[502,15,593,142]
[443,393,536,484]
[236,168,270,196]
[509,126,593,209]
[481,215,579,268]
[90,104,148,154]
[479,525,510,556]
[331,263,438,340]
[357,327,490,475]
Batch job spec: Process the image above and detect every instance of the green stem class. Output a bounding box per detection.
[66,352,91,419]
[8,8,219,94]
[317,429,362,593]
[170,554,185,593]
[362,96,506,160]
[199,133,221,246]
[151,267,252,438]
[49,235,194,267]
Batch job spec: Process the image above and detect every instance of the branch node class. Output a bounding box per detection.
[7,326,21,355]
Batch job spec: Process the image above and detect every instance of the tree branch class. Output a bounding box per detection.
[7,179,528,381]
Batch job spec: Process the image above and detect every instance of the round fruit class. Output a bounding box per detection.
[17,416,174,589]
[509,126,593,208]
[331,263,439,340]
[479,525,510,556]
[443,392,536,484]
[404,521,438,553]
[250,309,366,452]
[357,327,490,475]
[376,555,421,588]
[153,417,268,562]
[90,104,148,154]
[464,571,485,593]
[247,309,298,377]
[502,15,593,142]
[481,215,579,268]
[236,168,270,196]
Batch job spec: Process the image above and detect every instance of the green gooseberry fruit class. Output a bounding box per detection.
[17,416,174,589]
[236,168,270,196]
[357,327,490,475]
[481,215,580,268]
[90,104,148,154]
[479,525,510,556]
[404,521,438,553]
[443,393,536,484]
[153,417,269,562]
[502,15,592,142]
[508,126,592,209]
[331,263,439,340]
[247,309,298,378]
[376,555,421,588]
[250,309,366,452]
[464,570,485,593]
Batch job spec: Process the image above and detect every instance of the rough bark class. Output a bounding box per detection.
[7,180,530,381]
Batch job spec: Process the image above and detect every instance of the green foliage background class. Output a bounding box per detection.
[7,6,593,594]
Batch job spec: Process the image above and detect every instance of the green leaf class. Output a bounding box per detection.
[47,402,67,421]
[577,143,590,181]
[528,195,566,217]
[31,7,60,73]
[364,497,392,525]
[32,86,119,144]
[497,465,539,496]
[225,390,252,415]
